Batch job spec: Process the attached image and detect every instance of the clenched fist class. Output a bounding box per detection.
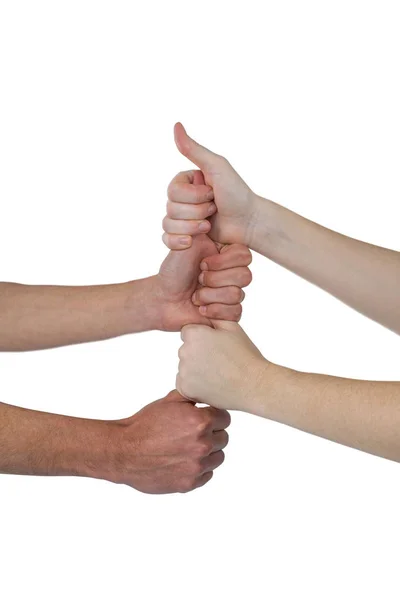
[111,390,231,494]
[162,123,260,250]
[177,321,270,413]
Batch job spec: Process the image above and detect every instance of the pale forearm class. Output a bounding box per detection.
[249,196,400,334]
[0,401,116,478]
[253,362,400,462]
[0,277,161,351]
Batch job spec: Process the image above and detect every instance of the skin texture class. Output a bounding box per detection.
[168,123,400,462]
[164,122,400,335]
[0,391,230,494]
[0,167,251,490]
[0,233,251,351]
[177,322,400,462]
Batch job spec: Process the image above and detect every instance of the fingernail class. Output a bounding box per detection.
[199,305,207,315]
[206,190,214,201]
[179,236,190,246]
[199,221,210,232]
[198,272,205,285]
[207,203,216,215]
[200,261,208,271]
[192,292,199,305]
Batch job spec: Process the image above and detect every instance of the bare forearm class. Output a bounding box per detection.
[249,196,400,334]
[0,401,115,478]
[254,363,400,462]
[0,277,161,351]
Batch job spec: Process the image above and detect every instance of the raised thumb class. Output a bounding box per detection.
[174,122,218,171]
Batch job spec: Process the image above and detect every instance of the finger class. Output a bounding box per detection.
[199,406,231,430]
[166,200,216,220]
[169,170,197,185]
[162,216,211,236]
[162,389,195,404]
[199,266,252,288]
[211,430,229,452]
[200,450,225,473]
[193,471,213,490]
[211,319,244,333]
[201,245,252,271]
[167,182,214,204]
[174,122,221,170]
[192,286,244,306]
[180,323,206,342]
[162,232,193,250]
[198,303,242,321]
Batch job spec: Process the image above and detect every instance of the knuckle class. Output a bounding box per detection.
[166,201,175,217]
[177,374,194,399]
[217,154,229,167]
[233,304,242,321]
[182,324,196,341]
[196,439,213,456]
[195,418,210,437]
[223,410,232,428]
[234,287,243,302]
[243,248,253,265]
[218,451,226,466]
[167,182,178,200]
[179,381,192,400]
[190,461,203,477]
[242,269,252,286]
[194,187,205,203]
[179,478,194,494]
[162,216,170,232]
[175,374,183,395]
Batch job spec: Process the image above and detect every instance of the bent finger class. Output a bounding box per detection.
[162,232,193,250]
[198,303,242,321]
[199,266,252,288]
[200,450,225,472]
[192,286,245,306]
[166,200,216,220]
[201,245,252,271]
[163,216,211,235]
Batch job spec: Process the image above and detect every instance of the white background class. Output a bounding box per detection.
[1,1,399,598]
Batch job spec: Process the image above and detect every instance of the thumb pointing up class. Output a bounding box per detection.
[174,122,220,171]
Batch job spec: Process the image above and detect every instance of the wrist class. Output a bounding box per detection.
[40,415,118,482]
[245,359,287,418]
[78,418,136,486]
[250,361,302,423]
[246,195,286,255]
[122,276,165,333]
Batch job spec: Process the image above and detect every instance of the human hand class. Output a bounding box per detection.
[155,233,252,331]
[177,321,270,413]
[109,390,230,494]
[162,124,260,249]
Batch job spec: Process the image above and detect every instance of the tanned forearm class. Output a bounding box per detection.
[0,277,161,351]
[255,363,400,462]
[249,197,400,334]
[0,401,115,478]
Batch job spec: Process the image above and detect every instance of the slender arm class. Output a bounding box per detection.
[254,363,400,462]
[0,277,161,351]
[250,196,400,334]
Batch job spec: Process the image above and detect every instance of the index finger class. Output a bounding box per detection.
[199,406,232,431]
[167,170,214,204]
[200,244,252,271]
